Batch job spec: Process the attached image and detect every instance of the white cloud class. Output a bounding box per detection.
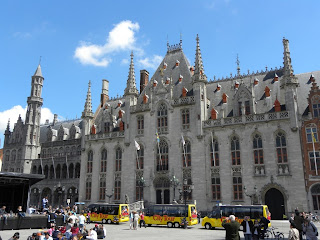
[138,55,163,70]
[0,105,55,142]
[74,20,141,67]
[121,59,129,65]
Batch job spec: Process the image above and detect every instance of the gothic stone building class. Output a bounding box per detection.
[2,66,81,208]
[78,36,318,219]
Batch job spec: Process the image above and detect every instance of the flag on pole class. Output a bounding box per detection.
[156,132,160,143]
[181,135,187,167]
[311,131,318,175]
[181,134,185,146]
[211,132,216,166]
[135,140,140,151]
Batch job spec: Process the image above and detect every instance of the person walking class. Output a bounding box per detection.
[288,222,300,240]
[303,217,318,240]
[78,213,86,233]
[129,212,133,230]
[241,216,253,240]
[139,212,146,228]
[133,211,139,230]
[222,215,241,240]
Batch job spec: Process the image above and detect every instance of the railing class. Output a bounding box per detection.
[130,103,151,113]
[172,96,195,106]
[87,131,125,140]
[203,111,289,128]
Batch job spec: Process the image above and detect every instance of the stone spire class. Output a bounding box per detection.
[33,64,43,77]
[283,38,294,77]
[82,81,93,118]
[236,54,241,76]
[124,52,138,96]
[193,34,207,82]
[281,38,298,87]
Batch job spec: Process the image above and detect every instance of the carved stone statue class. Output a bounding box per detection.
[125,194,129,204]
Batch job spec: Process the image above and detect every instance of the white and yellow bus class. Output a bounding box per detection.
[86,203,129,224]
[202,205,271,229]
[142,204,198,228]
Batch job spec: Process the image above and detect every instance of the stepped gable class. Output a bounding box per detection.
[39,119,82,143]
[138,44,193,102]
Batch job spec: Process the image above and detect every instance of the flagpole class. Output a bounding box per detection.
[211,132,216,166]
[312,131,318,175]
[181,135,187,167]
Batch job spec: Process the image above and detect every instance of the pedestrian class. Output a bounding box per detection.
[86,228,97,240]
[9,232,20,240]
[197,211,201,224]
[222,215,241,240]
[293,209,304,240]
[258,213,270,239]
[86,211,91,224]
[96,224,105,239]
[252,219,261,240]
[133,211,139,230]
[0,206,8,225]
[139,211,146,228]
[41,232,53,240]
[78,213,86,233]
[303,217,318,240]
[288,222,300,240]
[241,216,253,240]
[42,196,49,211]
[129,211,133,230]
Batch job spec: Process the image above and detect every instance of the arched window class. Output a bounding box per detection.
[62,164,67,179]
[87,150,93,173]
[17,149,22,161]
[157,103,168,133]
[137,115,144,135]
[69,163,74,178]
[59,147,64,157]
[56,164,61,179]
[253,134,264,164]
[233,176,243,200]
[75,163,80,178]
[44,165,49,179]
[101,149,107,173]
[48,148,52,158]
[38,165,43,174]
[71,146,76,156]
[157,139,169,171]
[231,136,241,165]
[182,140,191,167]
[212,177,221,200]
[276,132,287,163]
[49,165,54,179]
[86,178,92,201]
[77,146,81,155]
[115,148,122,172]
[114,179,121,201]
[99,177,106,201]
[210,138,219,167]
[182,109,190,130]
[5,151,10,162]
[306,125,318,143]
[32,165,37,174]
[11,150,16,163]
[136,145,144,169]
[312,95,320,117]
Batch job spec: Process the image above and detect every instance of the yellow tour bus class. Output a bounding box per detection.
[141,204,198,228]
[86,203,129,224]
[202,205,271,230]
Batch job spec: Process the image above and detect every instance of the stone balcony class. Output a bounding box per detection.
[203,111,289,128]
[87,131,125,141]
[172,96,195,106]
[130,103,151,113]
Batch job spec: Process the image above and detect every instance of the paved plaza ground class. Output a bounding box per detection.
[0,220,317,240]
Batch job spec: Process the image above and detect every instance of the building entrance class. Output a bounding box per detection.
[265,188,285,220]
[156,189,170,204]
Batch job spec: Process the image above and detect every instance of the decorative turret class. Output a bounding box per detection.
[4,119,11,146]
[82,81,93,119]
[281,38,298,87]
[193,34,207,82]
[236,54,241,76]
[124,52,139,96]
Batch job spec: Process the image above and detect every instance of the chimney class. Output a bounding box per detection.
[101,79,109,107]
[53,114,58,125]
[140,70,149,93]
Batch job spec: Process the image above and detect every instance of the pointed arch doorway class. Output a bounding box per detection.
[265,188,285,220]
[154,176,170,204]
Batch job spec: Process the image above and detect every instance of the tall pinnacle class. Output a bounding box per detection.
[236,54,241,76]
[82,81,93,118]
[124,51,138,96]
[282,38,294,77]
[33,64,43,77]
[193,34,207,82]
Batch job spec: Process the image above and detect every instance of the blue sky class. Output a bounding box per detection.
[0,0,320,148]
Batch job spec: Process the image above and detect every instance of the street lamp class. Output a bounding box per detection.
[170,175,179,203]
[105,188,114,203]
[137,176,145,201]
[179,179,194,229]
[244,185,258,205]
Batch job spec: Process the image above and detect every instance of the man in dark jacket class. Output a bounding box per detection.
[241,216,254,240]
[293,210,304,240]
[222,215,241,240]
[259,213,270,239]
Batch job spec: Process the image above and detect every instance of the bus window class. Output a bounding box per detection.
[251,206,263,219]
[166,206,176,217]
[121,206,128,215]
[237,207,250,218]
[224,206,236,217]
[154,206,163,216]
[211,207,220,218]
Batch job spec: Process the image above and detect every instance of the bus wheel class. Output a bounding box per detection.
[102,219,107,224]
[205,223,212,230]
[107,219,112,224]
[148,224,152,227]
[167,222,173,228]
[174,222,180,228]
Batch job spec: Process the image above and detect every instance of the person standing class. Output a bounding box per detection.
[241,216,253,240]
[42,197,48,211]
[129,212,133,230]
[78,212,86,233]
[139,212,146,228]
[252,220,261,240]
[293,210,304,240]
[133,211,139,230]
[288,222,300,240]
[222,215,241,240]
[258,213,270,239]
[303,217,318,240]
